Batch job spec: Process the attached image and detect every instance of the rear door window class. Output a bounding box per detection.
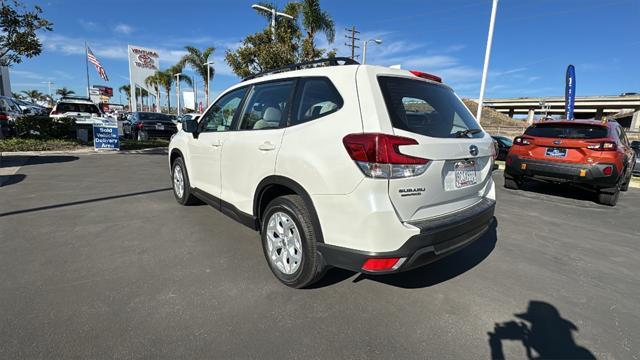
[292,77,343,126]
[378,76,482,138]
[237,80,294,130]
[524,124,608,139]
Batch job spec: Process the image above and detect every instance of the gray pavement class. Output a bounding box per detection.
[1,153,639,359]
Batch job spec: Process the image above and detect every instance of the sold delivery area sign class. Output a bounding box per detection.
[92,118,120,150]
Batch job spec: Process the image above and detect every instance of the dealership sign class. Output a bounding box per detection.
[128,45,160,111]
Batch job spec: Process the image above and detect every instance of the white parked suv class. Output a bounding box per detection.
[169,58,496,288]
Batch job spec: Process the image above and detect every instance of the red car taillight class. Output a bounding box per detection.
[513,136,532,145]
[586,141,617,151]
[343,133,429,179]
[136,122,144,130]
[0,113,8,121]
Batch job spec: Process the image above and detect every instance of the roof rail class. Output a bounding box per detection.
[243,57,359,81]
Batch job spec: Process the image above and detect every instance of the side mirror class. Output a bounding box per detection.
[182,119,198,133]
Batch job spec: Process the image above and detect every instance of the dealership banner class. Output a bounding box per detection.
[565,64,576,120]
[128,45,160,111]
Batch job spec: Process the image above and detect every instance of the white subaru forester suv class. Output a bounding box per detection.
[169,58,496,288]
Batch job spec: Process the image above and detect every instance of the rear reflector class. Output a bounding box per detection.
[603,166,613,176]
[362,258,400,272]
[410,70,442,83]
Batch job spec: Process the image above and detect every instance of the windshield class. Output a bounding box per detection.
[378,76,483,138]
[57,103,101,114]
[139,112,172,121]
[524,123,608,139]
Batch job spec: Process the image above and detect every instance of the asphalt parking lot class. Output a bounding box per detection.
[1,153,639,359]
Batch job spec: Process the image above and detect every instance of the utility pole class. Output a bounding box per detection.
[476,0,499,123]
[344,26,360,60]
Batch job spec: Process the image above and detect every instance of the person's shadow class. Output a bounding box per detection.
[488,301,595,359]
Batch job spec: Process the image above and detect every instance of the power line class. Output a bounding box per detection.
[344,26,360,60]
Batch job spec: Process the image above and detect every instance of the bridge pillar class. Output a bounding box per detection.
[595,108,603,120]
[508,108,514,118]
[526,109,535,124]
[630,111,640,131]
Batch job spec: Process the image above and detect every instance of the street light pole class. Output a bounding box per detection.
[362,39,382,64]
[175,73,182,116]
[41,81,54,105]
[476,0,499,123]
[251,4,294,41]
[204,60,214,108]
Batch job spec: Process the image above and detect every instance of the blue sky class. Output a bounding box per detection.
[10,0,640,105]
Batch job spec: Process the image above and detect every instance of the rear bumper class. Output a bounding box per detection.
[505,155,619,188]
[317,198,496,274]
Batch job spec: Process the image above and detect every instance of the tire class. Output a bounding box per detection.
[597,188,619,206]
[171,157,199,205]
[620,169,631,192]
[504,175,521,190]
[261,195,326,288]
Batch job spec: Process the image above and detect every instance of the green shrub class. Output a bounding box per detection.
[13,116,76,139]
[0,138,82,152]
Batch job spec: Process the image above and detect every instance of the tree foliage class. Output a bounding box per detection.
[55,87,74,97]
[0,0,53,66]
[179,46,215,99]
[225,0,335,78]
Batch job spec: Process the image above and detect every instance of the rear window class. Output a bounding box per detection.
[57,103,101,114]
[524,123,608,139]
[139,112,172,121]
[378,76,482,138]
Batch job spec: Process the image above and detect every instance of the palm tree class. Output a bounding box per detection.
[145,73,162,112]
[179,46,215,105]
[11,92,24,100]
[119,85,131,110]
[55,87,75,98]
[166,63,192,113]
[297,0,335,60]
[21,89,44,103]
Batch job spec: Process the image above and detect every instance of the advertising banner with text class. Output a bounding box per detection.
[128,45,160,112]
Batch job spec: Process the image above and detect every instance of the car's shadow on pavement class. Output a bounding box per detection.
[308,219,498,289]
[0,174,26,187]
[516,180,597,203]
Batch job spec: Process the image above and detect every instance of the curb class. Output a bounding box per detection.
[1,147,168,156]
[494,161,640,189]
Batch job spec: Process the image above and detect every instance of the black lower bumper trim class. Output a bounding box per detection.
[505,156,619,188]
[317,199,496,274]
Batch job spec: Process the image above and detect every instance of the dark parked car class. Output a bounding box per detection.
[491,135,512,161]
[127,112,178,141]
[632,141,640,176]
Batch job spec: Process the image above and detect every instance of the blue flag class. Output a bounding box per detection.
[565,65,576,120]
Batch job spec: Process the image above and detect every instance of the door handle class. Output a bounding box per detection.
[211,140,222,147]
[258,141,276,151]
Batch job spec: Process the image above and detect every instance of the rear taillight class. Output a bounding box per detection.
[587,141,617,151]
[0,113,8,120]
[603,166,613,176]
[136,122,144,130]
[361,258,401,272]
[513,136,531,146]
[343,133,429,179]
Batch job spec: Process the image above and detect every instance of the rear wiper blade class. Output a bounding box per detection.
[454,129,483,138]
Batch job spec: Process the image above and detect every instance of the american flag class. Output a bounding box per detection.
[87,47,109,81]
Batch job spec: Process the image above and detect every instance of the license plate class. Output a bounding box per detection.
[155,124,164,130]
[454,160,477,188]
[545,148,567,158]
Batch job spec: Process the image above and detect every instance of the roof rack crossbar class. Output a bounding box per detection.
[243,57,359,81]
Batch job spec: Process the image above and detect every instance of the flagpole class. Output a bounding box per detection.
[85,41,91,98]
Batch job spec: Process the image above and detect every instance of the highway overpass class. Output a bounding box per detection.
[481,95,640,130]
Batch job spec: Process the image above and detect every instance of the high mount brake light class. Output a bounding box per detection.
[409,70,442,83]
[513,136,531,145]
[343,133,429,179]
[586,141,617,151]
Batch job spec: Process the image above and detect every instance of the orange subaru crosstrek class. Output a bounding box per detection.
[504,120,636,206]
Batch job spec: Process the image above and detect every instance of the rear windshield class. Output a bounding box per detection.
[139,112,172,121]
[524,123,608,139]
[378,76,483,138]
[57,103,101,114]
